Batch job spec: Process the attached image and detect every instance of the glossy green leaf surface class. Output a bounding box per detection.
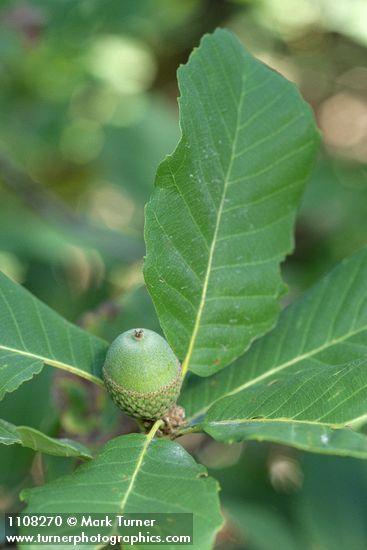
[144,28,319,376]
[181,247,367,456]
[22,433,223,550]
[0,418,92,459]
[0,272,108,399]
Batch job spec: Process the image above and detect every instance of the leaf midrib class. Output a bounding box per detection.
[0,344,104,387]
[181,75,246,377]
[95,423,163,549]
[118,428,159,512]
[189,324,367,422]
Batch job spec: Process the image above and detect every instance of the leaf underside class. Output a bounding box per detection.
[181,247,367,458]
[144,28,319,377]
[0,272,108,399]
[0,418,92,459]
[22,434,223,550]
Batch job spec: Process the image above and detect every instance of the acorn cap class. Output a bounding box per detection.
[102,328,182,420]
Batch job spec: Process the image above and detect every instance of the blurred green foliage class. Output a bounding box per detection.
[0,1,366,547]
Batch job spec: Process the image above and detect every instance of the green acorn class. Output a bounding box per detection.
[102,328,182,420]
